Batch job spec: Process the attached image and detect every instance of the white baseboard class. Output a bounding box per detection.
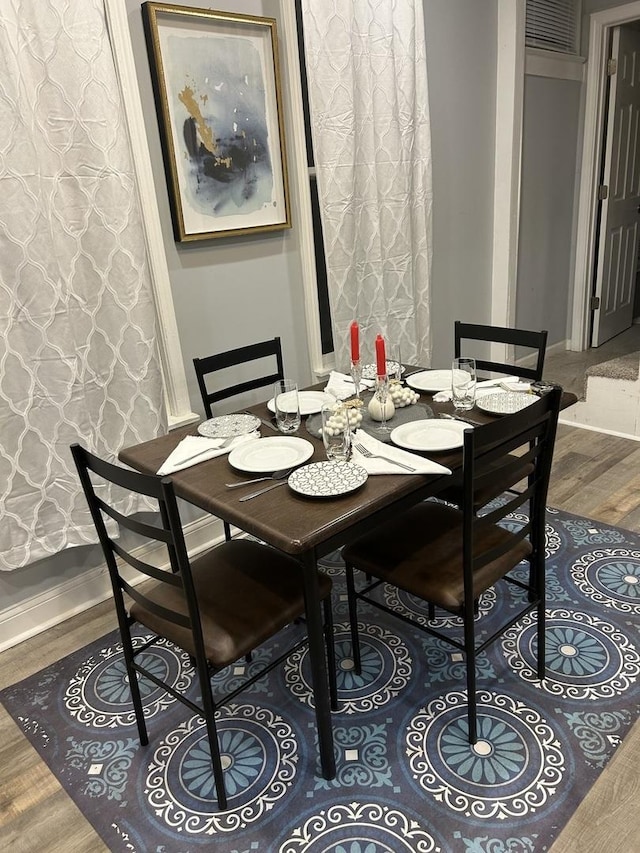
[558,415,640,441]
[517,338,566,369]
[0,515,226,654]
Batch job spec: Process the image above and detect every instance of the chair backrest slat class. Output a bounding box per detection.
[95,494,174,544]
[121,578,192,630]
[454,321,548,381]
[111,539,182,587]
[193,337,285,418]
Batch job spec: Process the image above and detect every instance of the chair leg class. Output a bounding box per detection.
[194,655,227,810]
[345,564,362,674]
[463,606,478,744]
[527,556,537,602]
[537,596,546,680]
[118,622,148,746]
[323,598,339,711]
[427,602,435,621]
[223,521,232,542]
[535,550,546,680]
[128,671,149,745]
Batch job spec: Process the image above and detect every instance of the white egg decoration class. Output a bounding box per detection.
[389,383,419,408]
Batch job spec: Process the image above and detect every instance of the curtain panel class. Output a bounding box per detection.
[301,0,433,370]
[0,0,166,569]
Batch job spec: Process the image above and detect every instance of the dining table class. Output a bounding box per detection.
[118,374,577,782]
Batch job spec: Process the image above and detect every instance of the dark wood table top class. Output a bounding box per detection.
[119,385,577,558]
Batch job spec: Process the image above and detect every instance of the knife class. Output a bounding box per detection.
[243,411,280,433]
[257,417,280,433]
[239,481,287,501]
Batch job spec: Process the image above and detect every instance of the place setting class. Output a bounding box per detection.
[157,414,262,475]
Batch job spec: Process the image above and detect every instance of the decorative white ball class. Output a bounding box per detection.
[389,383,419,407]
[347,408,363,429]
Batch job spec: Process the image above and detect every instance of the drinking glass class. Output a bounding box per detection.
[451,357,477,412]
[391,345,403,380]
[274,380,301,433]
[321,401,352,461]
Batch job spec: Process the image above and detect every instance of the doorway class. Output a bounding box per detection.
[590,22,640,347]
[571,0,640,354]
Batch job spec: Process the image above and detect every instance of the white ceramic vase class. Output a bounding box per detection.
[367,394,395,422]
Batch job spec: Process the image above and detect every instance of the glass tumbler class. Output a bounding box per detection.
[321,402,352,461]
[274,380,301,433]
[451,357,477,412]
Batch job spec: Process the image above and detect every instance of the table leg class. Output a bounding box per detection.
[300,550,336,779]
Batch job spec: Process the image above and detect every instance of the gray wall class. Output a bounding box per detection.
[1,1,500,631]
[127,0,314,419]
[424,0,498,366]
[516,75,581,344]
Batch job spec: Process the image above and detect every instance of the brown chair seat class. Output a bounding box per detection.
[131,539,332,668]
[343,501,531,613]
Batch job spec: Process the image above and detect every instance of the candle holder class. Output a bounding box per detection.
[350,359,363,401]
[374,374,391,433]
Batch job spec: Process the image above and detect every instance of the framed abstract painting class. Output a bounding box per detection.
[142,3,291,242]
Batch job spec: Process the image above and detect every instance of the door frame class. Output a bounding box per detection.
[570,0,640,351]
[492,0,526,348]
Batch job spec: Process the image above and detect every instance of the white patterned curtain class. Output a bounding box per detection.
[301,0,432,370]
[0,0,167,569]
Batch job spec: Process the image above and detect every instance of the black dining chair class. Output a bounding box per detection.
[193,337,285,419]
[193,337,285,541]
[444,322,551,513]
[343,388,561,743]
[454,321,548,382]
[71,443,337,811]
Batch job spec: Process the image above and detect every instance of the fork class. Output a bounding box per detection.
[353,442,416,472]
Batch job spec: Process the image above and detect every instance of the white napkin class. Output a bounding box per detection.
[351,429,452,476]
[325,371,375,400]
[157,433,259,475]
[433,375,530,402]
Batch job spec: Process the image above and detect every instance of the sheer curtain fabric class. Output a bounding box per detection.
[301,0,433,369]
[0,0,166,569]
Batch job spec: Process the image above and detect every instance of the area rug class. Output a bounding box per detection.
[2,505,640,852]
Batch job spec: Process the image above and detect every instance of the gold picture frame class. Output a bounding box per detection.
[142,2,291,242]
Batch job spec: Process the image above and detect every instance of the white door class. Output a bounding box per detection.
[592,25,640,347]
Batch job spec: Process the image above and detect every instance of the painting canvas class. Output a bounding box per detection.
[142,3,291,241]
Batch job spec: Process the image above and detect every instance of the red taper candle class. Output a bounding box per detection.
[350,321,360,362]
[375,335,386,377]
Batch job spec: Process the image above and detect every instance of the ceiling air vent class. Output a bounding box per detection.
[525,0,581,55]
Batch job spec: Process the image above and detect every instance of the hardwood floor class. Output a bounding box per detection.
[1,422,639,851]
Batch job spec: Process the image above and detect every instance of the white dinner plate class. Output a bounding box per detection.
[390,419,471,452]
[361,361,403,380]
[476,391,536,415]
[406,370,453,393]
[227,436,314,473]
[288,461,368,498]
[267,390,335,416]
[197,413,260,438]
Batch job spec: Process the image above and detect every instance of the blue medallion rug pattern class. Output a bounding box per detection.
[2,505,640,852]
